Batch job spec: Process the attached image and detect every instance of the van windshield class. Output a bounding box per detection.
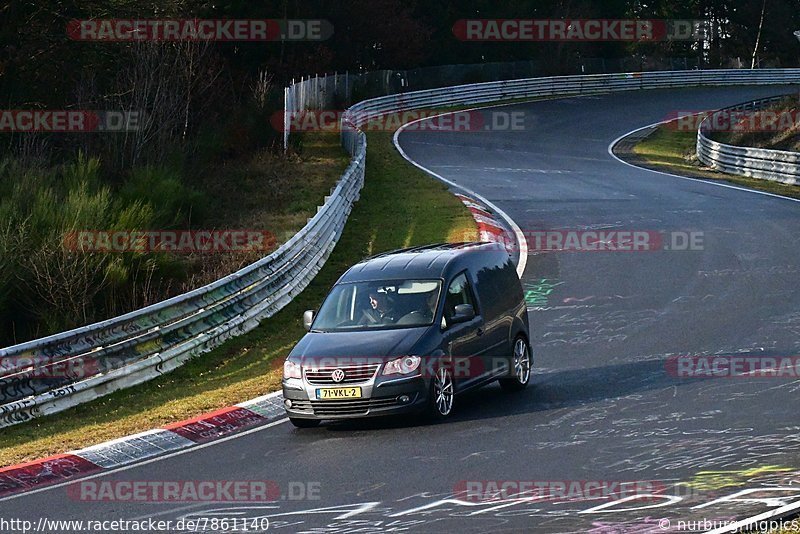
[313,279,442,331]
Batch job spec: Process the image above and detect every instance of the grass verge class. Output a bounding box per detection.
[0,129,478,467]
[618,119,800,200]
[712,95,799,152]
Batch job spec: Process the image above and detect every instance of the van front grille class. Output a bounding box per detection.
[304,364,380,385]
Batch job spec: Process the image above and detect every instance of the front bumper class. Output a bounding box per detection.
[282,375,428,420]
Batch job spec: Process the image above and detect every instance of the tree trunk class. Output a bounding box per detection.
[751,0,767,69]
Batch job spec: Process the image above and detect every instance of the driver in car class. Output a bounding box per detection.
[361,291,396,325]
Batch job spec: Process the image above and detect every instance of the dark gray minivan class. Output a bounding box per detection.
[281,243,531,427]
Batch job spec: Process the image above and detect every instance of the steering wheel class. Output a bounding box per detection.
[396,310,429,325]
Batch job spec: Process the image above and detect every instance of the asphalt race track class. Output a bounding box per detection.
[5,86,800,533]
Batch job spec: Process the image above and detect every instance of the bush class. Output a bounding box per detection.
[0,155,202,343]
[120,166,209,227]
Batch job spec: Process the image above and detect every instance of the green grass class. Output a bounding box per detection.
[629,119,800,200]
[199,133,352,241]
[0,129,478,467]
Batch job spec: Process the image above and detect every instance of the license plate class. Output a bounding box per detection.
[316,387,362,400]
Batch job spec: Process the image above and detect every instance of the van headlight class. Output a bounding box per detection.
[383,356,421,376]
[283,360,302,379]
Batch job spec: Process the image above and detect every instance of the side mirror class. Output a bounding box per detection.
[450,304,475,324]
[303,310,315,331]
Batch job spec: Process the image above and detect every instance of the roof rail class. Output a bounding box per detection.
[365,243,457,260]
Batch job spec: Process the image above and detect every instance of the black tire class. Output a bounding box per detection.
[499,336,532,392]
[289,417,321,428]
[425,365,455,421]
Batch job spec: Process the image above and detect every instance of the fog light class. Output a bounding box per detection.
[284,399,293,409]
[398,395,410,404]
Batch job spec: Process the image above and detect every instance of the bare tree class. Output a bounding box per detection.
[108,41,223,169]
[16,225,112,330]
[751,0,767,69]
[251,69,274,112]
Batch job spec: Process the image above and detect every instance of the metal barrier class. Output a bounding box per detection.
[696,94,800,185]
[3,68,800,429]
[282,57,706,151]
[298,70,800,158]
[0,131,365,428]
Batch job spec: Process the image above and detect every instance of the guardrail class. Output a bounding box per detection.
[281,57,706,150]
[3,68,800,429]
[696,94,800,185]
[0,129,366,428]
[293,68,800,123]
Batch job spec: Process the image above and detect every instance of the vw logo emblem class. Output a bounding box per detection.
[331,369,345,383]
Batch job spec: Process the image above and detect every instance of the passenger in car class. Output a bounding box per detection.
[396,291,438,325]
[420,291,438,320]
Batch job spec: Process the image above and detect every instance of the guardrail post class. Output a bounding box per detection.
[283,86,290,153]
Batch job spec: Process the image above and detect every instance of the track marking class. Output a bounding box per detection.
[398,96,800,534]
[0,418,290,503]
[607,121,800,204]
[392,104,530,278]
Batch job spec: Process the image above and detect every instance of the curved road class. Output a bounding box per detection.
[5,85,800,533]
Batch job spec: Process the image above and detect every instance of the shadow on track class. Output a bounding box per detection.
[307,357,720,432]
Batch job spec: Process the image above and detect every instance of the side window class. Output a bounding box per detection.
[444,272,477,323]
[334,284,356,322]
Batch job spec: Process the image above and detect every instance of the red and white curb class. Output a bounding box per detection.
[454,193,515,248]
[392,112,528,278]
[0,391,285,499]
[0,171,521,503]
[0,193,510,500]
